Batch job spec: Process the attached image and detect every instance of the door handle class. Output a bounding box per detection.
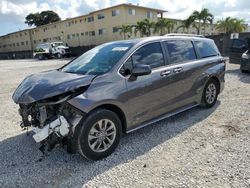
[160,70,171,77]
[173,67,183,73]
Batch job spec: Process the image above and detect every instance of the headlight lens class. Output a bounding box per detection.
[242,53,249,59]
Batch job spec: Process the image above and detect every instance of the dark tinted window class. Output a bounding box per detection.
[132,42,164,69]
[195,40,218,58]
[165,40,196,64]
[231,39,247,49]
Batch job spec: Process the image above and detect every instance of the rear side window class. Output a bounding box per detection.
[195,40,218,58]
[164,40,196,64]
[132,42,164,69]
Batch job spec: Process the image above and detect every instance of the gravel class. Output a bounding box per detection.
[0,59,249,188]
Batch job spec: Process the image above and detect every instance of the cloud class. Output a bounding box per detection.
[0,0,249,36]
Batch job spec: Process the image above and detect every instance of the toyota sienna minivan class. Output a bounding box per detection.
[13,35,226,160]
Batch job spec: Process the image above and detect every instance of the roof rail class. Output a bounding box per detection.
[164,33,205,38]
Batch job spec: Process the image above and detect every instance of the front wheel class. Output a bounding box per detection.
[201,79,219,108]
[77,109,122,160]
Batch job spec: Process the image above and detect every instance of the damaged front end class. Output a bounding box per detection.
[12,70,94,153]
[19,101,84,153]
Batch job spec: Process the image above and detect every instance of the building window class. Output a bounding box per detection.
[17,43,20,46]
[99,28,106,35]
[24,32,27,35]
[26,41,28,45]
[88,16,94,22]
[128,8,135,15]
[68,22,71,27]
[72,34,76,38]
[21,42,24,46]
[13,43,15,47]
[112,9,120,16]
[147,11,153,18]
[81,32,84,36]
[76,33,79,37]
[67,34,71,39]
[97,13,105,20]
[75,20,77,24]
[89,31,95,36]
[113,27,120,33]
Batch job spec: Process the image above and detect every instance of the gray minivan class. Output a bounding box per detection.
[13,35,226,160]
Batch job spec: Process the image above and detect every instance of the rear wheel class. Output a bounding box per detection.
[201,79,219,108]
[77,109,122,160]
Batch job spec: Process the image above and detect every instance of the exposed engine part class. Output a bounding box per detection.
[33,116,69,142]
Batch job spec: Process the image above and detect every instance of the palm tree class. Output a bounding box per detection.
[176,18,193,33]
[142,19,155,36]
[119,25,132,39]
[231,18,247,33]
[216,17,247,33]
[155,18,176,35]
[189,8,213,35]
[134,19,155,37]
[134,21,147,37]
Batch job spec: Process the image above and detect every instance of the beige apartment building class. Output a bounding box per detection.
[0,4,164,58]
[0,3,219,59]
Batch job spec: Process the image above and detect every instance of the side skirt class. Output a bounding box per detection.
[126,103,199,133]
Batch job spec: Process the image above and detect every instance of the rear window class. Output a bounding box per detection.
[164,40,197,64]
[195,40,219,58]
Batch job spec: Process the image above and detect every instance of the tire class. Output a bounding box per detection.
[38,54,44,60]
[77,109,122,160]
[201,79,219,108]
[241,69,248,73]
[56,53,62,59]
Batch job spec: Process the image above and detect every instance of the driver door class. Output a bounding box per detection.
[121,42,169,129]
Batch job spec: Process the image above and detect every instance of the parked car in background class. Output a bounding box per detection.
[34,42,71,60]
[241,49,250,73]
[229,38,250,64]
[13,35,226,160]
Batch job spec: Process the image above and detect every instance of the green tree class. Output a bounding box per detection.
[176,18,193,33]
[25,10,61,27]
[189,8,213,35]
[155,18,176,35]
[216,17,247,33]
[134,21,147,37]
[119,25,132,39]
[133,19,156,37]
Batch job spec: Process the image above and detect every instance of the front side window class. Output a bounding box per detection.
[195,40,219,58]
[61,42,134,75]
[133,42,165,69]
[165,40,197,64]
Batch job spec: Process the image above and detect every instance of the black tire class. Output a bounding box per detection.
[241,69,248,73]
[201,79,219,108]
[38,54,44,60]
[77,109,122,160]
[56,53,62,59]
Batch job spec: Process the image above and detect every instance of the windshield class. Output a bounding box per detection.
[54,42,64,47]
[61,42,134,75]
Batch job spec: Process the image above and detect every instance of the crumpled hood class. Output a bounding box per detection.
[13,70,95,104]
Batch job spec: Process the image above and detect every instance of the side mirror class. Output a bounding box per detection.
[131,64,151,77]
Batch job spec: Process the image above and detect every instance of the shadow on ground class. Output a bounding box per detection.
[0,102,220,187]
[226,68,250,84]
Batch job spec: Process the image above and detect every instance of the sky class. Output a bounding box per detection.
[0,0,249,36]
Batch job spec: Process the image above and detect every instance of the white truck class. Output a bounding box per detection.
[34,42,71,60]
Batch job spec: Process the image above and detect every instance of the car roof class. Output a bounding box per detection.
[108,35,213,46]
